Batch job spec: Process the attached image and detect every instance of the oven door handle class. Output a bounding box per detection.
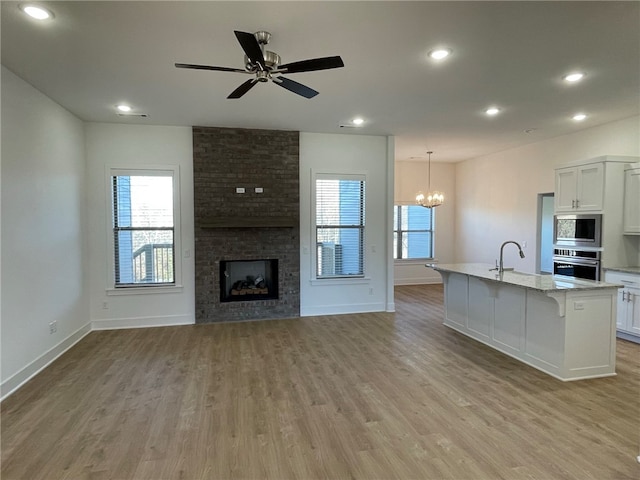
[552,257,600,266]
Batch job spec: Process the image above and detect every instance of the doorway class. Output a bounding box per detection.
[537,193,554,274]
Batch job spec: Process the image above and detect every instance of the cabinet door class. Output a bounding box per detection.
[627,288,640,336]
[555,167,577,212]
[576,163,604,211]
[623,168,640,234]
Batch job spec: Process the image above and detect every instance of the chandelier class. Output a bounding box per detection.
[415,151,444,208]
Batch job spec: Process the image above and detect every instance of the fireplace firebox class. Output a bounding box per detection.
[220,259,279,302]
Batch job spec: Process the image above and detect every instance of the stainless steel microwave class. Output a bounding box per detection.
[553,214,602,247]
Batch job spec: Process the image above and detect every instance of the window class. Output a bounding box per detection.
[393,205,434,259]
[111,168,178,287]
[315,175,365,278]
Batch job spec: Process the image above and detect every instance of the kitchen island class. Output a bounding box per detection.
[429,263,621,381]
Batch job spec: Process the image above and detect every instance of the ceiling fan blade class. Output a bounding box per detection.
[273,77,319,99]
[175,63,247,73]
[278,56,344,74]
[234,31,266,70]
[227,79,259,99]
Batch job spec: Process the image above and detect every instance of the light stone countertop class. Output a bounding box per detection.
[603,266,640,275]
[427,263,622,293]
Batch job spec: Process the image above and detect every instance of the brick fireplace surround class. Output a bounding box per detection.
[193,126,300,323]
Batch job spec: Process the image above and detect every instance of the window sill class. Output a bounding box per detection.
[395,258,436,266]
[106,285,184,296]
[310,277,371,286]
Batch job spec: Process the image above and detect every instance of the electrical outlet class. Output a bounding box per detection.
[522,240,527,249]
[369,288,374,295]
[49,321,57,334]
[102,301,108,309]
[574,301,585,311]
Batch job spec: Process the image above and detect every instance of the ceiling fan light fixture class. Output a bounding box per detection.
[415,151,444,208]
[19,3,53,20]
[175,30,344,99]
[428,48,452,60]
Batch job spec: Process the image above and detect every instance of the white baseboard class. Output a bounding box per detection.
[300,302,387,317]
[92,314,195,330]
[394,278,443,286]
[1,322,92,401]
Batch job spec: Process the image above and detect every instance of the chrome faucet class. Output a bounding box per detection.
[491,241,526,273]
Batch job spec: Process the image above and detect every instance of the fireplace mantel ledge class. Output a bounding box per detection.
[199,216,297,229]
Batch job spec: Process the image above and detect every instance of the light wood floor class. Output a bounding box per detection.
[2,285,639,480]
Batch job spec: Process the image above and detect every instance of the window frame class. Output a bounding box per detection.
[312,172,367,280]
[393,204,435,261]
[106,165,182,294]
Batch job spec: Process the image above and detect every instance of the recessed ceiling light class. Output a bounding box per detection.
[352,117,364,126]
[563,72,585,83]
[485,106,500,116]
[428,48,452,60]
[572,113,587,121]
[19,3,53,20]
[116,104,132,112]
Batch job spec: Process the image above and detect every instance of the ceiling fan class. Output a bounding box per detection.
[175,30,344,99]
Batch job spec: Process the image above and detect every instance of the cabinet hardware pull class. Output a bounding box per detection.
[572,199,575,208]
[575,199,579,208]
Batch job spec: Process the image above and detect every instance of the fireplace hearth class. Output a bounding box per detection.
[220,259,279,303]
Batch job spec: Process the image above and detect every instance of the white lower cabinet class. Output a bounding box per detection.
[439,271,617,381]
[604,270,640,342]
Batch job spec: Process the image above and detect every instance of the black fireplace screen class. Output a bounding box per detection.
[220,259,279,302]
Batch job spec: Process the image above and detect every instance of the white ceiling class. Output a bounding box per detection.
[2,1,639,163]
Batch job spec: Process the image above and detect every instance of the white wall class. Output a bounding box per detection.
[1,67,90,397]
[394,160,456,284]
[299,133,394,315]
[455,116,640,271]
[85,123,195,329]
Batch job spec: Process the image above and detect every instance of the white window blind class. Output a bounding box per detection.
[315,176,365,278]
[393,205,434,259]
[112,173,175,286]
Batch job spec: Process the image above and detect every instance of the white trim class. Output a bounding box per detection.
[106,284,184,296]
[394,258,436,265]
[309,276,371,286]
[105,165,182,291]
[301,301,387,317]
[311,170,368,281]
[92,314,194,330]
[1,322,92,401]
[394,278,443,286]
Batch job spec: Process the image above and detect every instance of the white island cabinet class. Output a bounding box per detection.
[430,264,621,381]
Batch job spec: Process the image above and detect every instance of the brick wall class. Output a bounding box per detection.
[193,126,300,322]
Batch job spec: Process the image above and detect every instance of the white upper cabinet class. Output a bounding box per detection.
[555,163,604,212]
[623,167,640,234]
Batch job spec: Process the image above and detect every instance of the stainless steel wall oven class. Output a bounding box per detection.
[552,249,600,281]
